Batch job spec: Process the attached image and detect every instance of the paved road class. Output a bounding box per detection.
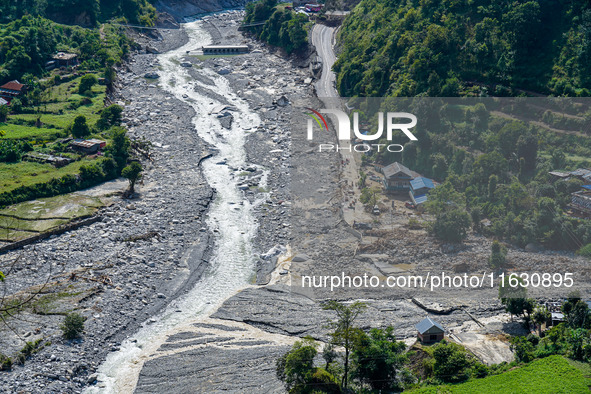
[311,24,372,225]
[311,24,338,99]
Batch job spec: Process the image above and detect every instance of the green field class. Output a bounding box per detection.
[10,75,106,131]
[0,158,98,195]
[411,356,591,394]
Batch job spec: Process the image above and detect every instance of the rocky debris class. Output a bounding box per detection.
[135,345,287,393]
[0,22,217,393]
[144,71,159,79]
[145,45,159,54]
[180,62,192,67]
[217,68,231,75]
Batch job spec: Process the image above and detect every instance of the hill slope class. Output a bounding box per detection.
[334,0,591,97]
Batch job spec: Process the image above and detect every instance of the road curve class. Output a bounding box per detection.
[311,24,338,99]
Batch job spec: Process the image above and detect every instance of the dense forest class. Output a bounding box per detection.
[334,0,591,97]
[244,0,309,54]
[0,0,156,26]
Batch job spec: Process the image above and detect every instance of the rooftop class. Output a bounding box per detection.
[415,317,445,334]
[383,162,417,179]
[0,80,25,92]
[411,177,435,191]
[52,52,78,60]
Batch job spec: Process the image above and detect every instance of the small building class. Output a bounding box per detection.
[202,45,249,55]
[548,171,571,181]
[382,162,418,192]
[570,168,591,180]
[0,97,8,106]
[0,80,26,103]
[52,52,79,67]
[86,139,107,149]
[550,312,564,327]
[70,139,102,154]
[411,177,435,196]
[305,3,323,12]
[416,317,445,343]
[571,190,591,215]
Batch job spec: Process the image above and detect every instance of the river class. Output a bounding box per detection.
[86,18,264,393]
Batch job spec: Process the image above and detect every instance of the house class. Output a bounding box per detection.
[70,139,104,154]
[410,177,436,206]
[569,168,591,180]
[305,3,323,12]
[0,97,8,106]
[52,52,79,67]
[416,317,445,343]
[550,312,564,327]
[87,139,107,149]
[0,80,26,103]
[548,171,570,182]
[570,190,591,215]
[382,162,419,192]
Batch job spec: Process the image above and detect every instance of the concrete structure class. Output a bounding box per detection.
[416,317,445,343]
[202,45,249,55]
[382,162,418,192]
[0,80,25,103]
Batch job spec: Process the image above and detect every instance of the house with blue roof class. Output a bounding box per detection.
[415,317,445,343]
[410,177,436,206]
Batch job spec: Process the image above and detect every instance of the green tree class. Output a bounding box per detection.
[0,105,9,122]
[432,209,471,242]
[97,104,123,129]
[71,115,90,138]
[323,300,366,390]
[351,327,410,391]
[121,161,142,194]
[510,336,535,363]
[532,305,551,335]
[78,74,98,95]
[488,240,507,269]
[499,274,535,325]
[432,341,470,383]
[276,338,340,394]
[106,127,130,172]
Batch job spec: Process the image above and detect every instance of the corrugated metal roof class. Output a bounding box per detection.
[411,177,434,191]
[570,169,591,177]
[383,162,415,179]
[582,185,591,190]
[414,194,428,204]
[415,317,444,334]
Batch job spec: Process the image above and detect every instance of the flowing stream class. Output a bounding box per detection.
[86,18,263,393]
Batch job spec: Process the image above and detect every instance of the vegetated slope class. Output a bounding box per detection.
[334,0,591,97]
[0,0,157,26]
[410,355,591,393]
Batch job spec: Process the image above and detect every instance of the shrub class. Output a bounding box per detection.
[60,312,85,339]
[71,115,90,138]
[0,353,11,371]
[576,243,591,257]
[78,74,98,94]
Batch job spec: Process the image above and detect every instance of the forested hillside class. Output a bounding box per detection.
[0,0,156,26]
[334,0,591,97]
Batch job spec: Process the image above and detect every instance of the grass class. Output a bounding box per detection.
[10,75,106,131]
[0,159,95,195]
[0,123,64,141]
[410,356,591,394]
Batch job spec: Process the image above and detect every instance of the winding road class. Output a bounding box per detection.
[311,24,338,99]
